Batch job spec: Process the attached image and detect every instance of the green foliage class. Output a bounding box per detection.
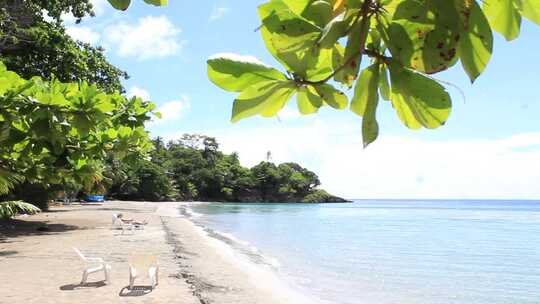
[208,0,540,147]
[301,189,347,203]
[2,22,128,93]
[106,135,335,203]
[0,200,41,219]
[0,1,128,93]
[0,62,156,206]
[135,161,174,201]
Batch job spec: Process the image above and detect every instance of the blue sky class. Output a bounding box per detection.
[64,0,540,199]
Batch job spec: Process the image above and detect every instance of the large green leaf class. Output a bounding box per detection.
[207,55,286,92]
[351,64,379,116]
[144,0,168,6]
[483,0,521,41]
[378,64,390,101]
[389,63,451,129]
[314,84,348,109]
[258,0,333,81]
[384,0,461,74]
[518,0,540,25]
[456,0,493,82]
[340,19,368,85]
[231,80,296,122]
[351,64,380,147]
[108,0,131,10]
[297,86,323,114]
[318,13,346,49]
[302,0,333,27]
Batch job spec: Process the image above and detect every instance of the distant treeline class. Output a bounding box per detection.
[104,134,347,203]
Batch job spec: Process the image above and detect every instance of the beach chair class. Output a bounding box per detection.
[128,254,159,290]
[73,247,111,284]
[112,213,135,234]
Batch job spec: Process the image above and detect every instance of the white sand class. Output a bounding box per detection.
[0,201,314,304]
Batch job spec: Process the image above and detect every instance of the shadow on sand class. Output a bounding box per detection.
[0,250,18,256]
[118,286,154,297]
[0,218,79,242]
[60,281,107,290]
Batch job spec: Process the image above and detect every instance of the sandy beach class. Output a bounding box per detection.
[0,201,303,304]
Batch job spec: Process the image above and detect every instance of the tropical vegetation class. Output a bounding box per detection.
[0,200,40,219]
[0,62,156,210]
[105,135,346,203]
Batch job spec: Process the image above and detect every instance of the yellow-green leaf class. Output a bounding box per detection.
[232,81,296,122]
[483,0,521,41]
[207,55,286,92]
[144,0,167,6]
[351,64,379,116]
[314,84,348,109]
[297,86,323,114]
[519,0,540,25]
[351,64,380,147]
[455,0,493,82]
[389,63,451,129]
[378,64,390,101]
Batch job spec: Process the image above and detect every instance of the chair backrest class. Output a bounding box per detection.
[73,247,86,261]
[129,254,158,270]
[112,213,119,225]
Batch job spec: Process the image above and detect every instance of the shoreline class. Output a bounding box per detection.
[0,201,317,304]
[161,202,320,304]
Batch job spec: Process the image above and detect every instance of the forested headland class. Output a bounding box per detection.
[104,134,349,203]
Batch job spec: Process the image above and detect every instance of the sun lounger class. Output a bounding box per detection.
[73,247,111,284]
[128,254,159,290]
[112,213,148,234]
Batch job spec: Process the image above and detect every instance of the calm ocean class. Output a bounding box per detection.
[187,200,540,304]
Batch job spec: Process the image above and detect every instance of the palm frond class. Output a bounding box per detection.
[0,167,23,195]
[0,200,41,219]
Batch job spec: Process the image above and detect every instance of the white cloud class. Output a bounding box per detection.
[209,6,230,21]
[90,0,109,17]
[277,106,302,121]
[65,26,101,44]
[104,16,183,60]
[153,97,191,125]
[126,87,189,126]
[127,86,151,101]
[163,120,540,200]
[209,53,269,67]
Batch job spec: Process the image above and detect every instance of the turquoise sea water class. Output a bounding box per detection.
[188,200,540,304]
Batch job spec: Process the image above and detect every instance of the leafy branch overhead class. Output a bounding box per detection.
[207,0,540,147]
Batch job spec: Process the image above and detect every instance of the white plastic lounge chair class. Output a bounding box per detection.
[112,213,135,234]
[73,247,111,284]
[128,254,159,290]
[112,213,120,226]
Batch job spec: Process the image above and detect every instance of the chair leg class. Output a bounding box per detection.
[81,270,88,285]
[129,273,135,290]
[104,265,111,284]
